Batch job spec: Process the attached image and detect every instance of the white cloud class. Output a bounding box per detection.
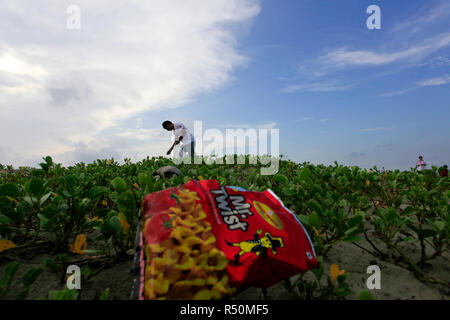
[280,81,354,93]
[320,33,450,69]
[0,0,260,166]
[392,0,450,35]
[380,88,415,97]
[361,126,396,132]
[417,74,450,87]
[216,122,277,130]
[381,74,450,97]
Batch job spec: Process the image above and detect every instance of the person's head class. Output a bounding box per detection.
[444,165,448,169]
[419,156,423,160]
[162,121,174,131]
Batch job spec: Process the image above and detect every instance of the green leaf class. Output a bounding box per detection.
[0,214,11,225]
[39,192,52,206]
[342,235,362,242]
[2,261,20,287]
[44,259,58,272]
[108,215,122,234]
[22,268,43,288]
[297,215,309,226]
[273,174,289,184]
[111,177,127,193]
[29,179,43,196]
[308,211,320,228]
[403,206,415,216]
[44,156,53,165]
[48,289,79,300]
[89,186,109,199]
[65,175,77,190]
[358,290,375,300]
[37,214,49,225]
[308,199,323,215]
[432,220,445,232]
[81,265,92,280]
[386,208,399,221]
[311,265,324,281]
[0,183,20,198]
[282,187,297,197]
[346,215,363,228]
[344,225,361,236]
[99,288,110,300]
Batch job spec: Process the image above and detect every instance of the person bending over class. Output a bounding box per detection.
[162,121,195,161]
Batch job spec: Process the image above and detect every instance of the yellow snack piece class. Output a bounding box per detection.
[151,257,171,271]
[204,235,216,245]
[193,253,209,269]
[212,282,228,295]
[192,225,204,234]
[180,202,196,215]
[162,249,179,263]
[144,282,157,300]
[206,276,218,286]
[193,289,212,300]
[146,274,170,296]
[142,189,235,300]
[174,278,206,287]
[175,216,197,228]
[211,288,223,300]
[148,243,165,253]
[174,256,195,270]
[174,243,191,255]
[145,264,160,278]
[170,226,195,242]
[164,268,182,284]
[193,210,207,221]
[185,235,204,247]
[206,256,228,271]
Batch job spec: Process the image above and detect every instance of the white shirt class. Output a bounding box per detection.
[173,122,195,144]
[416,160,426,171]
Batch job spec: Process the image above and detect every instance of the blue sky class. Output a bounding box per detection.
[167,0,450,170]
[1,0,449,170]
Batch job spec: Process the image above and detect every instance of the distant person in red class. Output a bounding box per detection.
[415,156,427,171]
[440,165,448,177]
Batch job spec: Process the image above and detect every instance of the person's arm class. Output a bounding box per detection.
[166,136,183,155]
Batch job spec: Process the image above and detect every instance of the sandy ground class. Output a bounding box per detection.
[234,240,450,300]
[1,221,449,300]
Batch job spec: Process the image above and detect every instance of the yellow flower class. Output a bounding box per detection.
[0,240,16,253]
[69,234,87,255]
[87,216,103,223]
[101,200,108,206]
[366,180,370,186]
[106,160,112,165]
[118,213,130,234]
[133,183,140,189]
[330,264,345,284]
[198,176,204,180]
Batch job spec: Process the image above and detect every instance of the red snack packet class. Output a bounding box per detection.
[136,179,318,300]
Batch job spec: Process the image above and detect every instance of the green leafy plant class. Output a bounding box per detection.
[16,267,43,300]
[0,261,20,299]
[48,288,79,300]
